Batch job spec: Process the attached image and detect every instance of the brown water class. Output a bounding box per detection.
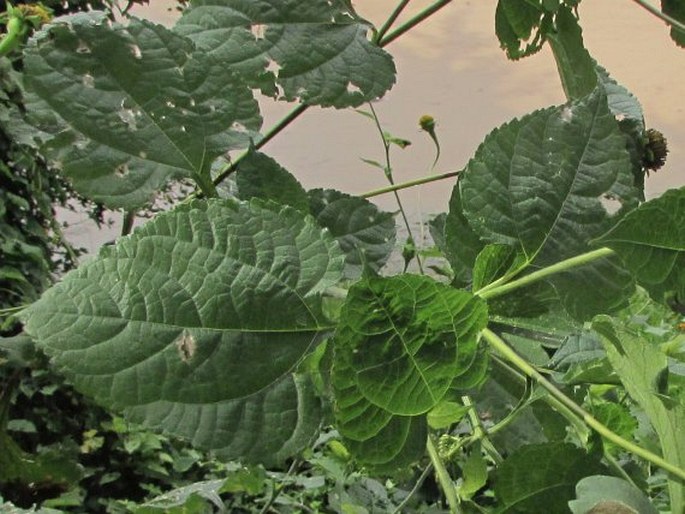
[63,0,685,251]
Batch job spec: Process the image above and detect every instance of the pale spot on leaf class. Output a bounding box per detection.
[175,331,197,363]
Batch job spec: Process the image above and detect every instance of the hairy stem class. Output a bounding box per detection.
[476,247,615,299]
[630,0,685,33]
[427,435,462,514]
[362,170,459,198]
[483,328,685,481]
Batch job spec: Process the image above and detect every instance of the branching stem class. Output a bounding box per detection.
[427,435,462,514]
[379,0,453,47]
[476,247,615,299]
[362,170,459,198]
[374,0,412,43]
[482,328,685,481]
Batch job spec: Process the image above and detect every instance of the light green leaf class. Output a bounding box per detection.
[21,199,345,465]
[459,89,639,318]
[24,12,261,209]
[427,400,470,430]
[569,475,659,514]
[308,189,396,279]
[472,244,518,291]
[594,187,685,303]
[134,479,226,512]
[593,315,685,513]
[174,0,396,108]
[494,442,606,513]
[590,403,638,455]
[235,149,309,212]
[334,275,488,416]
[459,442,488,500]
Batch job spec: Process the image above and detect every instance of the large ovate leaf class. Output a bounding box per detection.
[308,189,396,279]
[458,89,639,318]
[334,275,488,416]
[20,199,345,465]
[594,187,685,303]
[174,0,396,108]
[493,442,606,513]
[24,12,261,209]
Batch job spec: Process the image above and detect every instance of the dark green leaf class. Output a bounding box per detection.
[494,442,605,513]
[472,244,518,291]
[235,149,309,212]
[550,331,618,385]
[459,89,640,318]
[174,0,396,108]
[547,6,597,100]
[21,199,345,465]
[569,475,659,514]
[662,0,685,47]
[308,189,396,279]
[24,12,261,209]
[594,187,685,303]
[444,185,484,286]
[495,0,545,60]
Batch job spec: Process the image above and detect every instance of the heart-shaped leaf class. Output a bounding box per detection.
[21,199,345,465]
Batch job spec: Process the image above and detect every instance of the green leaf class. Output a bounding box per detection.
[444,185,485,286]
[550,331,619,385]
[590,403,638,455]
[334,275,488,416]
[494,442,606,513]
[594,187,685,303]
[134,479,226,513]
[593,315,685,513]
[472,244,518,291]
[174,0,396,108]
[332,333,426,471]
[569,475,659,514]
[459,442,488,500]
[24,12,261,209]
[21,199,345,465]
[495,0,546,60]
[308,189,396,279]
[547,6,597,100]
[662,0,685,47]
[427,400,470,430]
[235,149,309,212]
[459,89,639,318]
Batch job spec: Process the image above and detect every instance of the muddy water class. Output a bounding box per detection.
[63,0,685,251]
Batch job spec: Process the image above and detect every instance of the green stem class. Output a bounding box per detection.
[193,170,218,198]
[362,170,459,198]
[379,0,453,47]
[0,16,25,57]
[630,0,685,34]
[427,435,462,514]
[211,104,309,189]
[374,0,412,43]
[391,463,434,514]
[477,247,615,299]
[121,210,136,236]
[367,102,424,273]
[482,328,685,481]
[462,395,504,466]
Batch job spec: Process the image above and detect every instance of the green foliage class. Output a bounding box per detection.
[4,0,685,512]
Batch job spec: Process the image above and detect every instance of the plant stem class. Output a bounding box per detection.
[368,102,424,273]
[121,210,136,236]
[476,247,615,299]
[362,170,459,198]
[374,0,412,43]
[212,104,309,189]
[482,328,685,481]
[630,0,685,33]
[391,463,434,514]
[427,435,462,514]
[379,0,453,47]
